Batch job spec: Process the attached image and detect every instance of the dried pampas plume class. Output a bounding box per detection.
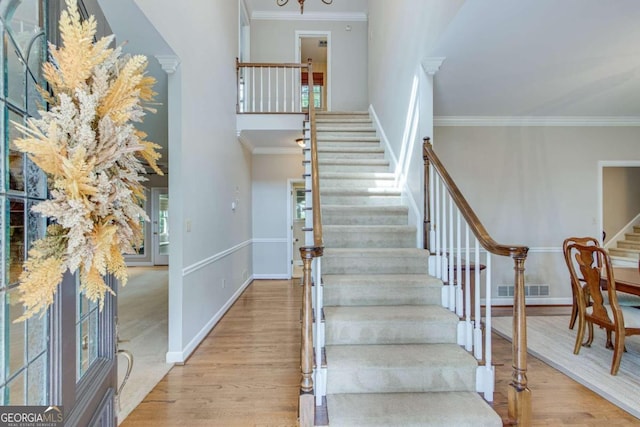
[14,0,163,321]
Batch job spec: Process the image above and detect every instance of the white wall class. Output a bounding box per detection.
[434,125,640,301]
[250,19,368,111]
[134,0,253,362]
[367,0,464,235]
[252,154,304,278]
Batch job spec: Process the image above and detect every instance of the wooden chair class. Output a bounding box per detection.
[563,237,599,330]
[566,243,640,375]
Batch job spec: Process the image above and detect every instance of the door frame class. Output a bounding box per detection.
[295,30,331,111]
[288,179,305,279]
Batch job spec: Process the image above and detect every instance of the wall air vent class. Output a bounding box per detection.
[318,40,327,48]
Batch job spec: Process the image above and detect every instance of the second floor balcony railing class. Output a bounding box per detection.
[236,59,314,114]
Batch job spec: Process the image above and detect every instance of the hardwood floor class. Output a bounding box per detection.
[122,281,639,426]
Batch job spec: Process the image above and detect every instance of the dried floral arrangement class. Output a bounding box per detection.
[14,0,163,320]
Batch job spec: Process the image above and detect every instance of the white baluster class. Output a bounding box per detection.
[456,209,463,317]
[448,193,455,312]
[464,224,473,351]
[251,67,255,113]
[477,254,495,401]
[474,238,482,360]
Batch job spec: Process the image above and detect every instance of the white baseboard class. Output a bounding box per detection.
[165,275,253,364]
[253,274,290,280]
[487,297,572,306]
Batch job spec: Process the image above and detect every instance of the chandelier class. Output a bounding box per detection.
[277,0,333,14]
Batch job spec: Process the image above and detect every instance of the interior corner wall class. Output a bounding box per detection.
[249,19,368,111]
[134,0,252,362]
[433,125,640,302]
[252,154,304,278]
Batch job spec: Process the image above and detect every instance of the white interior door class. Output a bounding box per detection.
[152,188,169,266]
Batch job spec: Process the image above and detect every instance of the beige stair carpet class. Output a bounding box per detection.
[316,111,501,426]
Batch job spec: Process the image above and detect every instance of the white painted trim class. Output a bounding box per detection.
[252,147,301,155]
[402,187,422,248]
[295,30,332,111]
[155,55,180,74]
[252,11,367,21]
[253,274,290,280]
[368,105,399,172]
[237,133,255,152]
[182,239,252,277]
[488,297,573,306]
[422,57,445,76]
[166,275,253,363]
[434,116,640,127]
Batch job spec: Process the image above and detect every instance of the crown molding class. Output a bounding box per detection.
[155,55,180,74]
[251,11,367,21]
[434,116,640,127]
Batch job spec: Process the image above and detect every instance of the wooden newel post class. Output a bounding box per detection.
[299,247,317,427]
[508,253,531,426]
[422,138,432,251]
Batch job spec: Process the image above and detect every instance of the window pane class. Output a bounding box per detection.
[8,111,25,192]
[7,289,26,379]
[8,198,25,285]
[27,313,46,359]
[26,352,46,405]
[7,370,25,405]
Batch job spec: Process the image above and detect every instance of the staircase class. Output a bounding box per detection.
[316,111,501,426]
[609,225,640,265]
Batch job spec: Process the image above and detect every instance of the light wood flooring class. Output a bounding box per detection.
[122,281,640,426]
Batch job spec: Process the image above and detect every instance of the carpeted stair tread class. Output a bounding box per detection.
[609,247,640,260]
[325,306,458,345]
[625,232,640,242]
[325,344,477,393]
[326,392,502,427]
[323,274,442,306]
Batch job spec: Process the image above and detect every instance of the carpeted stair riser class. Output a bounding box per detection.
[320,175,397,189]
[316,112,370,120]
[326,393,503,427]
[324,225,416,248]
[323,248,429,275]
[324,306,458,345]
[325,344,477,394]
[321,194,402,206]
[625,232,640,242]
[609,248,640,260]
[323,274,442,306]
[619,240,640,250]
[321,205,408,225]
[318,150,385,160]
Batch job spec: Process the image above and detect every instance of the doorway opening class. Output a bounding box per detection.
[296,31,331,111]
[289,180,306,278]
[598,162,640,266]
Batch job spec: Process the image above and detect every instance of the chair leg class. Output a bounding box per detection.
[569,296,578,330]
[606,330,613,349]
[611,331,625,376]
[574,315,586,354]
[585,321,594,347]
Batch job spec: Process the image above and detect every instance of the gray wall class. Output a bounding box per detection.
[252,154,304,278]
[434,125,640,301]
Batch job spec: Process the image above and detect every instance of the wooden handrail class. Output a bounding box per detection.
[423,137,531,426]
[307,60,323,248]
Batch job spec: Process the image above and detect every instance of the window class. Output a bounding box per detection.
[301,85,322,109]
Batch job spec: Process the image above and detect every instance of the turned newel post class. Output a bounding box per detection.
[299,246,321,426]
[509,252,531,426]
[422,138,432,252]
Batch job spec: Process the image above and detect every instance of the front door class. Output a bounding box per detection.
[0,2,117,424]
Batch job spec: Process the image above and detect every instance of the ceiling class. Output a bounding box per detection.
[431,0,640,117]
